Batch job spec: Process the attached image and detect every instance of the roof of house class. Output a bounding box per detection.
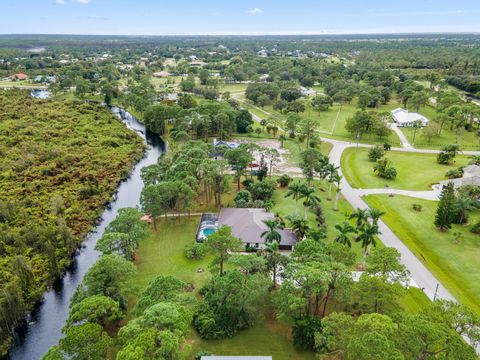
[10,73,28,80]
[213,140,239,149]
[202,357,272,360]
[439,165,480,188]
[391,108,429,126]
[152,71,171,77]
[218,208,296,247]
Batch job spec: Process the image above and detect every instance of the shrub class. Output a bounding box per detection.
[373,158,397,179]
[249,179,277,201]
[184,243,206,260]
[241,178,254,189]
[277,174,292,187]
[368,145,385,162]
[471,221,480,235]
[292,316,323,350]
[469,156,480,166]
[445,167,464,179]
[383,142,392,151]
[412,203,423,212]
[234,190,252,205]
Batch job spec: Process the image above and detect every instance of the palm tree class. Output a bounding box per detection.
[285,182,304,214]
[260,119,267,132]
[261,219,282,244]
[325,164,339,200]
[332,173,342,211]
[308,227,327,242]
[316,157,330,189]
[455,195,478,224]
[334,222,356,248]
[263,241,287,287]
[300,186,320,219]
[349,208,370,232]
[367,208,386,226]
[288,217,310,240]
[356,223,380,256]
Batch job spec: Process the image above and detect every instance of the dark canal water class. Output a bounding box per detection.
[8,103,164,360]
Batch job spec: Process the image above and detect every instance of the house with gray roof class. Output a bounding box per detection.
[439,165,480,189]
[218,208,296,250]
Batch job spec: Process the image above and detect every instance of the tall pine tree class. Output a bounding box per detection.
[435,182,456,231]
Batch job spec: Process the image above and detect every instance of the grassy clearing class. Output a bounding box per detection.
[396,103,480,150]
[150,75,184,91]
[341,147,471,190]
[0,80,44,88]
[402,125,480,150]
[363,195,480,314]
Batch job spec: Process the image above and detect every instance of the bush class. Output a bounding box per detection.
[184,243,206,260]
[412,203,423,212]
[292,316,323,350]
[249,179,277,201]
[437,151,454,165]
[383,142,392,151]
[368,145,385,162]
[234,190,252,204]
[471,221,480,235]
[241,178,254,189]
[373,158,397,179]
[277,174,292,187]
[445,167,464,179]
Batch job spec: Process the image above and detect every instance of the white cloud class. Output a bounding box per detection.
[55,0,65,4]
[72,0,93,3]
[248,7,263,15]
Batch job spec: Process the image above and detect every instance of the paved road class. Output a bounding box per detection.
[389,123,414,149]
[325,138,455,301]
[244,106,480,302]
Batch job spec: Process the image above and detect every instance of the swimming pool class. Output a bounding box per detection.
[203,228,216,236]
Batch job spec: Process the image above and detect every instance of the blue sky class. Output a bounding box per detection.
[1,0,480,35]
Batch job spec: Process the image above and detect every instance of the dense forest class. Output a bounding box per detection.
[0,90,144,356]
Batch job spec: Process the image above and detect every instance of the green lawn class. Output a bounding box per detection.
[218,83,248,93]
[363,195,480,314]
[251,98,402,146]
[342,147,471,190]
[402,124,480,150]
[396,103,480,150]
[0,80,45,88]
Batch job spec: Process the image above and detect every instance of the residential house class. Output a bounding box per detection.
[300,87,317,97]
[9,73,28,81]
[218,208,297,250]
[391,108,429,127]
[439,165,480,189]
[152,71,171,78]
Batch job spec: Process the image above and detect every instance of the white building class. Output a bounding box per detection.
[391,108,429,127]
[300,87,317,97]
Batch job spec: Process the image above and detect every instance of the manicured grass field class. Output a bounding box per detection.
[363,195,480,314]
[402,125,480,150]
[395,103,480,150]
[341,147,471,190]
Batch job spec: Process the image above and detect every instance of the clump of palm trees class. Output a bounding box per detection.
[285,182,320,219]
[333,207,385,257]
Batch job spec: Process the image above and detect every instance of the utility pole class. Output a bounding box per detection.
[433,283,440,301]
